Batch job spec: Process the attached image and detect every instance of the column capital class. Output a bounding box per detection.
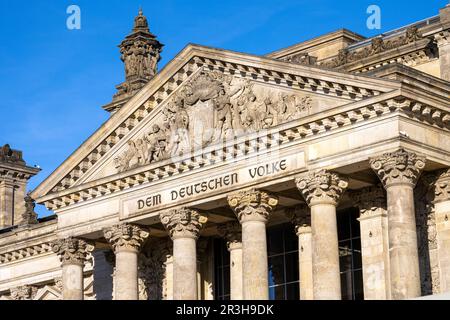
[227,189,278,224]
[103,223,149,252]
[10,285,37,300]
[434,30,450,47]
[424,169,450,203]
[351,185,387,218]
[160,207,207,240]
[370,148,426,188]
[217,221,242,250]
[285,204,311,235]
[295,170,348,206]
[52,237,94,266]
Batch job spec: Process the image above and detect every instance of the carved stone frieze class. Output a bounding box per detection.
[217,221,242,250]
[324,26,424,68]
[370,148,426,188]
[227,189,278,223]
[295,170,348,206]
[160,207,208,239]
[114,69,313,172]
[52,237,94,266]
[103,223,149,252]
[282,53,318,66]
[351,185,386,217]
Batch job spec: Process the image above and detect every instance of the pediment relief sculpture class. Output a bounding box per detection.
[114,69,313,173]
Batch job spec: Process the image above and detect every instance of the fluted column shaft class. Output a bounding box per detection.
[371,148,426,299]
[52,237,94,300]
[104,223,149,300]
[228,189,278,300]
[160,208,207,300]
[218,222,243,300]
[296,170,348,300]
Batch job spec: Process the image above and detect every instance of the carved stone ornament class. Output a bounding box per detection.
[295,170,348,206]
[103,223,149,252]
[52,238,94,266]
[351,185,386,217]
[114,69,313,173]
[423,169,450,203]
[282,53,318,66]
[324,26,423,68]
[217,221,242,250]
[370,148,426,188]
[285,204,310,235]
[21,192,39,225]
[227,189,279,223]
[159,207,208,240]
[10,285,38,300]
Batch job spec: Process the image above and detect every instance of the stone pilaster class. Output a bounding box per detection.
[52,237,94,300]
[427,169,450,293]
[160,208,207,300]
[104,223,149,300]
[436,5,450,81]
[370,148,426,299]
[228,189,278,300]
[218,221,243,300]
[352,185,390,300]
[296,170,348,300]
[286,204,313,300]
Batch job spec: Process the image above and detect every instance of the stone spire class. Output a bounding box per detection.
[103,8,164,113]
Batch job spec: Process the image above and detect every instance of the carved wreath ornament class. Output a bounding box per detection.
[114,69,313,173]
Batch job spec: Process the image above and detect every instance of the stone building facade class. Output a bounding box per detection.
[1,6,450,300]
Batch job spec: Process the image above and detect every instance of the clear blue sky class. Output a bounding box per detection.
[0,0,448,216]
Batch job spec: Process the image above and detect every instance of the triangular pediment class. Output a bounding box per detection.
[32,44,401,202]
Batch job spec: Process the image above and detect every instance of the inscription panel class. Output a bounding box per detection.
[121,151,306,218]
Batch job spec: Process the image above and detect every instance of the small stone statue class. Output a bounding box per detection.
[21,193,38,225]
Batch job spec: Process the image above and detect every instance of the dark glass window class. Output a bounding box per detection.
[213,239,230,300]
[337,207,364,300]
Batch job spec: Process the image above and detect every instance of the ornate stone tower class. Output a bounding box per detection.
[103,9,164,113]
[0,144,40,228]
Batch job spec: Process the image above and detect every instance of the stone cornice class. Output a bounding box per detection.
[227,189,278,223]
[370,148,426,188]
[32,44,400,201]
[295,170,348,206]
[160,207,207,240]
[104,223,149,252]
[0,241,54,264]
[36,91,450,212]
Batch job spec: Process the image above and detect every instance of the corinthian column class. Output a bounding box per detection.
[228,189,278,300]
[218,221,243,300]
[296,170,348,300]
[286,204,313,300]
[352,186,390,300]
[370,148,426,299]
[427,169,450,293]
[160,208,208,300]
[52,237,94,300]
[103,223,149,300]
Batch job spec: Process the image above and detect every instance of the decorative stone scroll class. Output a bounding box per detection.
[52,238,94,266]
[295,170,348,206]
[227,189,279,223]
[324,26,423,68]
[217,221,242,250]
[159,207,208,239]
[114,69,313,172]
[285,204,310,234]
[370,148,426,188]
[103,223,149,252]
